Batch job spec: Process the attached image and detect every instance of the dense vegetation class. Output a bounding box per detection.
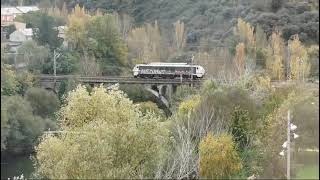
[1,0,319,179]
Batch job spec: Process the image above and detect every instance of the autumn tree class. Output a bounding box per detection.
[127,21,162,64]
[266,30,285,80]
[199,133,242,179]
[66,5,128,75]
[234,43,246,76]
[177,95,200,117]
[66,4,90,50]
[288,35,310,81]
[174,20,186,54]
[235,18,256,70]
[34,85,168,179]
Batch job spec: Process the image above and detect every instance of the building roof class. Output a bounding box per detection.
[16,6,39,13]
[1,6,39,15]
[1,7,22,15]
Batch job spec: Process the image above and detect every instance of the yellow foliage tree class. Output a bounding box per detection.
[236,18,255,50]
[66,4,91,50]
[234,43,246,76]
[199,133,242,179]
[178,95,201,117]
[235,18,256,69]
[127,21,162,63]
[34,85,168,179]
[266,30,285,80]
[174,20,186,54]
[288,35,310,81]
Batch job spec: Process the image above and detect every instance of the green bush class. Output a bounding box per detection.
[2,96,56,154]
[25,88,60,118]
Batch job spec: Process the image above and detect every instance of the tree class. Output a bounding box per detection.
[199,133,242,179]
[170,85,197,112]
[114,12,134,40]
[119,84,154,103]
[234,43,246,77]
[137,101,165,118]
[177,95,200,117]
[66,5,128,75]
[255,82,319,178]
[235,18,256,70]
[174,20,186,54]
[17,40,50,73]
[307,45,319,78]
[16,70,35,95]
[288,35,310,81]
[2,95,55,154]
[25,88,60,118]
[88,14,128,74]
[127,21,162,64]
[34,85,168,178]
[255,26,268,49]
[66,4,90,50]
[265,30,285,80]
[32,12,63,50]
[230,106,253,150]
[1,106,10,151]
[1,64,19,96]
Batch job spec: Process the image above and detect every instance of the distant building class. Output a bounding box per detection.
[1,7,22,23]
[16,6,39,14]
[8,28,33,52]
[1,6,39,24]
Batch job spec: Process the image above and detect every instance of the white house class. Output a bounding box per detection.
[8,28,33,52]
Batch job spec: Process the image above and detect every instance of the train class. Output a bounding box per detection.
[133,62,205,79]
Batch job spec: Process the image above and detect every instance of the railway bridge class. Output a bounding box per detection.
[38,75,204,115]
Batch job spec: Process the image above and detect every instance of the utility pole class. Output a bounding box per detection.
[53,49,61,84]
[287,110,291,179]
[53,49,57,84]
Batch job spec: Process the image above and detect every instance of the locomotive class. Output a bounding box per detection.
[133,63,205,79]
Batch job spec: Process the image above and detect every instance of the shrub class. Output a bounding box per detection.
[199,133,242,179]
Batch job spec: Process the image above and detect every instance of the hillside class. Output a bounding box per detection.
[60,0,319,46]
[2,0,318,46]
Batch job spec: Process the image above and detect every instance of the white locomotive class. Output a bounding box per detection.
[133,62,205,79]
